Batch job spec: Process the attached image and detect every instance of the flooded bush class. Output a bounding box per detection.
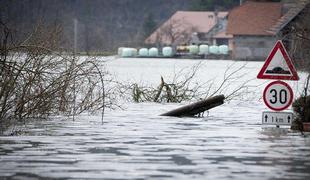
[0,21,114,134]
[128,62,252,103]
[291,75,310,131]
[131,76,200,103]
[128,62,204,103]
[293,95,310,122]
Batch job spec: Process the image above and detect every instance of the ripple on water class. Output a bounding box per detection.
[1,102,310,179]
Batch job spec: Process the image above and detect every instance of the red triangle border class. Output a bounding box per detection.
[257,40,299,81]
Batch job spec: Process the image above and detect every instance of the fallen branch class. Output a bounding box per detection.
[160,94,225,117]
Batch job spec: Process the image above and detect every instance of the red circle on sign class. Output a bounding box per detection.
[263,81,293,111]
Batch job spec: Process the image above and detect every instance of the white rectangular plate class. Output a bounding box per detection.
[262,111,293,125]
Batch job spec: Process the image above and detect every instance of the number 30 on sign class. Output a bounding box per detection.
[263,81,293,111]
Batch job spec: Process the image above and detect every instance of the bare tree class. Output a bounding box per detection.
[282,3,310,73]
[155,18,198,47]
[281,3,310,129]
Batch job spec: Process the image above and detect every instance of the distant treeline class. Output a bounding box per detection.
[0,0,240,52]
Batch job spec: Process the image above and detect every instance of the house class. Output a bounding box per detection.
[226,0,308,61]
[144,11,231,48]
[144,0,308,60]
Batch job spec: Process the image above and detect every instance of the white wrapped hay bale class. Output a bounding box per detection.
[148,47,159,57]
[121,48,137,57]
[189,45,199,55]
[121,48,132,57]
[131,48,138,57]
[138,48,148,57]
[162,46,173,57]
[209,45,219,54]
[118,47,125,56]
[199,44,209,55]
[219,45,229,55]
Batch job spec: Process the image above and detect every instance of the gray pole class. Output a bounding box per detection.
[74,18,78,54]
[73,18,78,121]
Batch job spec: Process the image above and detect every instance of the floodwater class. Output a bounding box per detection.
[0,58,309,179]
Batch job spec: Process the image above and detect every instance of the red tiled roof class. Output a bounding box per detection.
[226,1,282,36]
[145,11,228,44]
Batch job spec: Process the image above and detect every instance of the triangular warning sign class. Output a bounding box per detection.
[257,40,299,81]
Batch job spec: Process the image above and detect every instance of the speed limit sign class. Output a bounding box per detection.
[263,81,293,111]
